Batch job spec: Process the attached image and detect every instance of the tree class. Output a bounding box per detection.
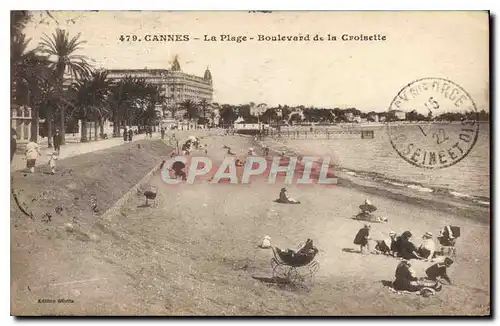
[181,100,199,122]
[199,99,211,126]
[67,70,110,142]
[107,76,145,136]
[289,112,303,124]
[11,30,60,143]
[136,83,163,128]
[219,105,237,127]
[261,108,278,124]
[427,110,434,121]
[39,28,92,146]
[407,110,426,122]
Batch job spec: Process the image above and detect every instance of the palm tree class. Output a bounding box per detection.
[199,99,210,126]
[107,76,143,136]
[39,28,91,146]
[11,32,57,143]
[169,103,179,119]
[180,100,199,128]
[67,71,110,142]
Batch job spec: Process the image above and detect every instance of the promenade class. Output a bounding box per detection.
[10,133,159,172]
[10,128,223,172]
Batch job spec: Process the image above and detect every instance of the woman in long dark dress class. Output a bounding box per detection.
[123,127,128,143]
[397,231,423,260]
[353,224,371,253]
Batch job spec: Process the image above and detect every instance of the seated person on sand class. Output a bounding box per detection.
[393,260,442,293]
[353,224,371,253]
[355,199,388,223]
[395,231,423,260]
[276,188,301,204]
[417,232,436,260]
[374,231,397,255]
[393,260,420,292]
[425,257,454,285]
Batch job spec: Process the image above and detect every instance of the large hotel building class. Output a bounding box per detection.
[105,56,213,119]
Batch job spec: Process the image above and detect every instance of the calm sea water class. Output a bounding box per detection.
[273,124,490,200]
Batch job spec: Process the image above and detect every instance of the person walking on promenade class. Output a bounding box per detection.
[123,127,128,143]
[11,128,17,163]
[128,127,133,143]
[53,129,62,153]
[25,140,41,173]
[161,127,165,140]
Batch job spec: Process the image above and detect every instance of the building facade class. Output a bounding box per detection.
[389,110,407,120]
[105,56,214,119]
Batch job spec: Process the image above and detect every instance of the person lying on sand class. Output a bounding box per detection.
[353,224,371,253]
[417,232,436,260]
[354,199,388,223]
[425,257,454,285]
[354,212,388,223]
[276,188,301,204]
[395,231,423,260]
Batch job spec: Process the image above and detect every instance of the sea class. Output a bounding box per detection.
[261,123,490,207]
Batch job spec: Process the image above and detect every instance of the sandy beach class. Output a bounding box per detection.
[11,133,490,315]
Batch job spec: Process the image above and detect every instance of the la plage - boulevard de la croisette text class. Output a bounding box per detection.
[118,33,387,43]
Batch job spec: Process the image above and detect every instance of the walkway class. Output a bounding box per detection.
[11,133,160,172]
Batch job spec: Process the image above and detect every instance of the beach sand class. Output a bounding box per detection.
[11,133,490,315]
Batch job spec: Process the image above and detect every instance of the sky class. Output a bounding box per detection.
[23,11,489,112]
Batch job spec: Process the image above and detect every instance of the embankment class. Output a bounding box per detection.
[11,139,172,315]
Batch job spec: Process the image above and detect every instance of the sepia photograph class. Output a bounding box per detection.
[10,10,490,316]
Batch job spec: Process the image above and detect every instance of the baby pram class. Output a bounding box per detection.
[437,225,460,257]
[270,239,320,290]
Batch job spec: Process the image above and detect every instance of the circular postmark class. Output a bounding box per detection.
[387,78,479,169]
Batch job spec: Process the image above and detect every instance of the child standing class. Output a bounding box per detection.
[48,151,59,175]
[353,224,371,253]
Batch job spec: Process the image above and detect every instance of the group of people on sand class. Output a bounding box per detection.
[353,199,460,293]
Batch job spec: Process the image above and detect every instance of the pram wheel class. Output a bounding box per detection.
[271,257,319,291]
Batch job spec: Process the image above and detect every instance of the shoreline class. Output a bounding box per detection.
[252,136,490,223]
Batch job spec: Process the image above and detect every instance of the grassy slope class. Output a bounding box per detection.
[11,139,171,315]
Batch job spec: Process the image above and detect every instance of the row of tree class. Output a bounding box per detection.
[212,103,491,126]
[11,11,166,147]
